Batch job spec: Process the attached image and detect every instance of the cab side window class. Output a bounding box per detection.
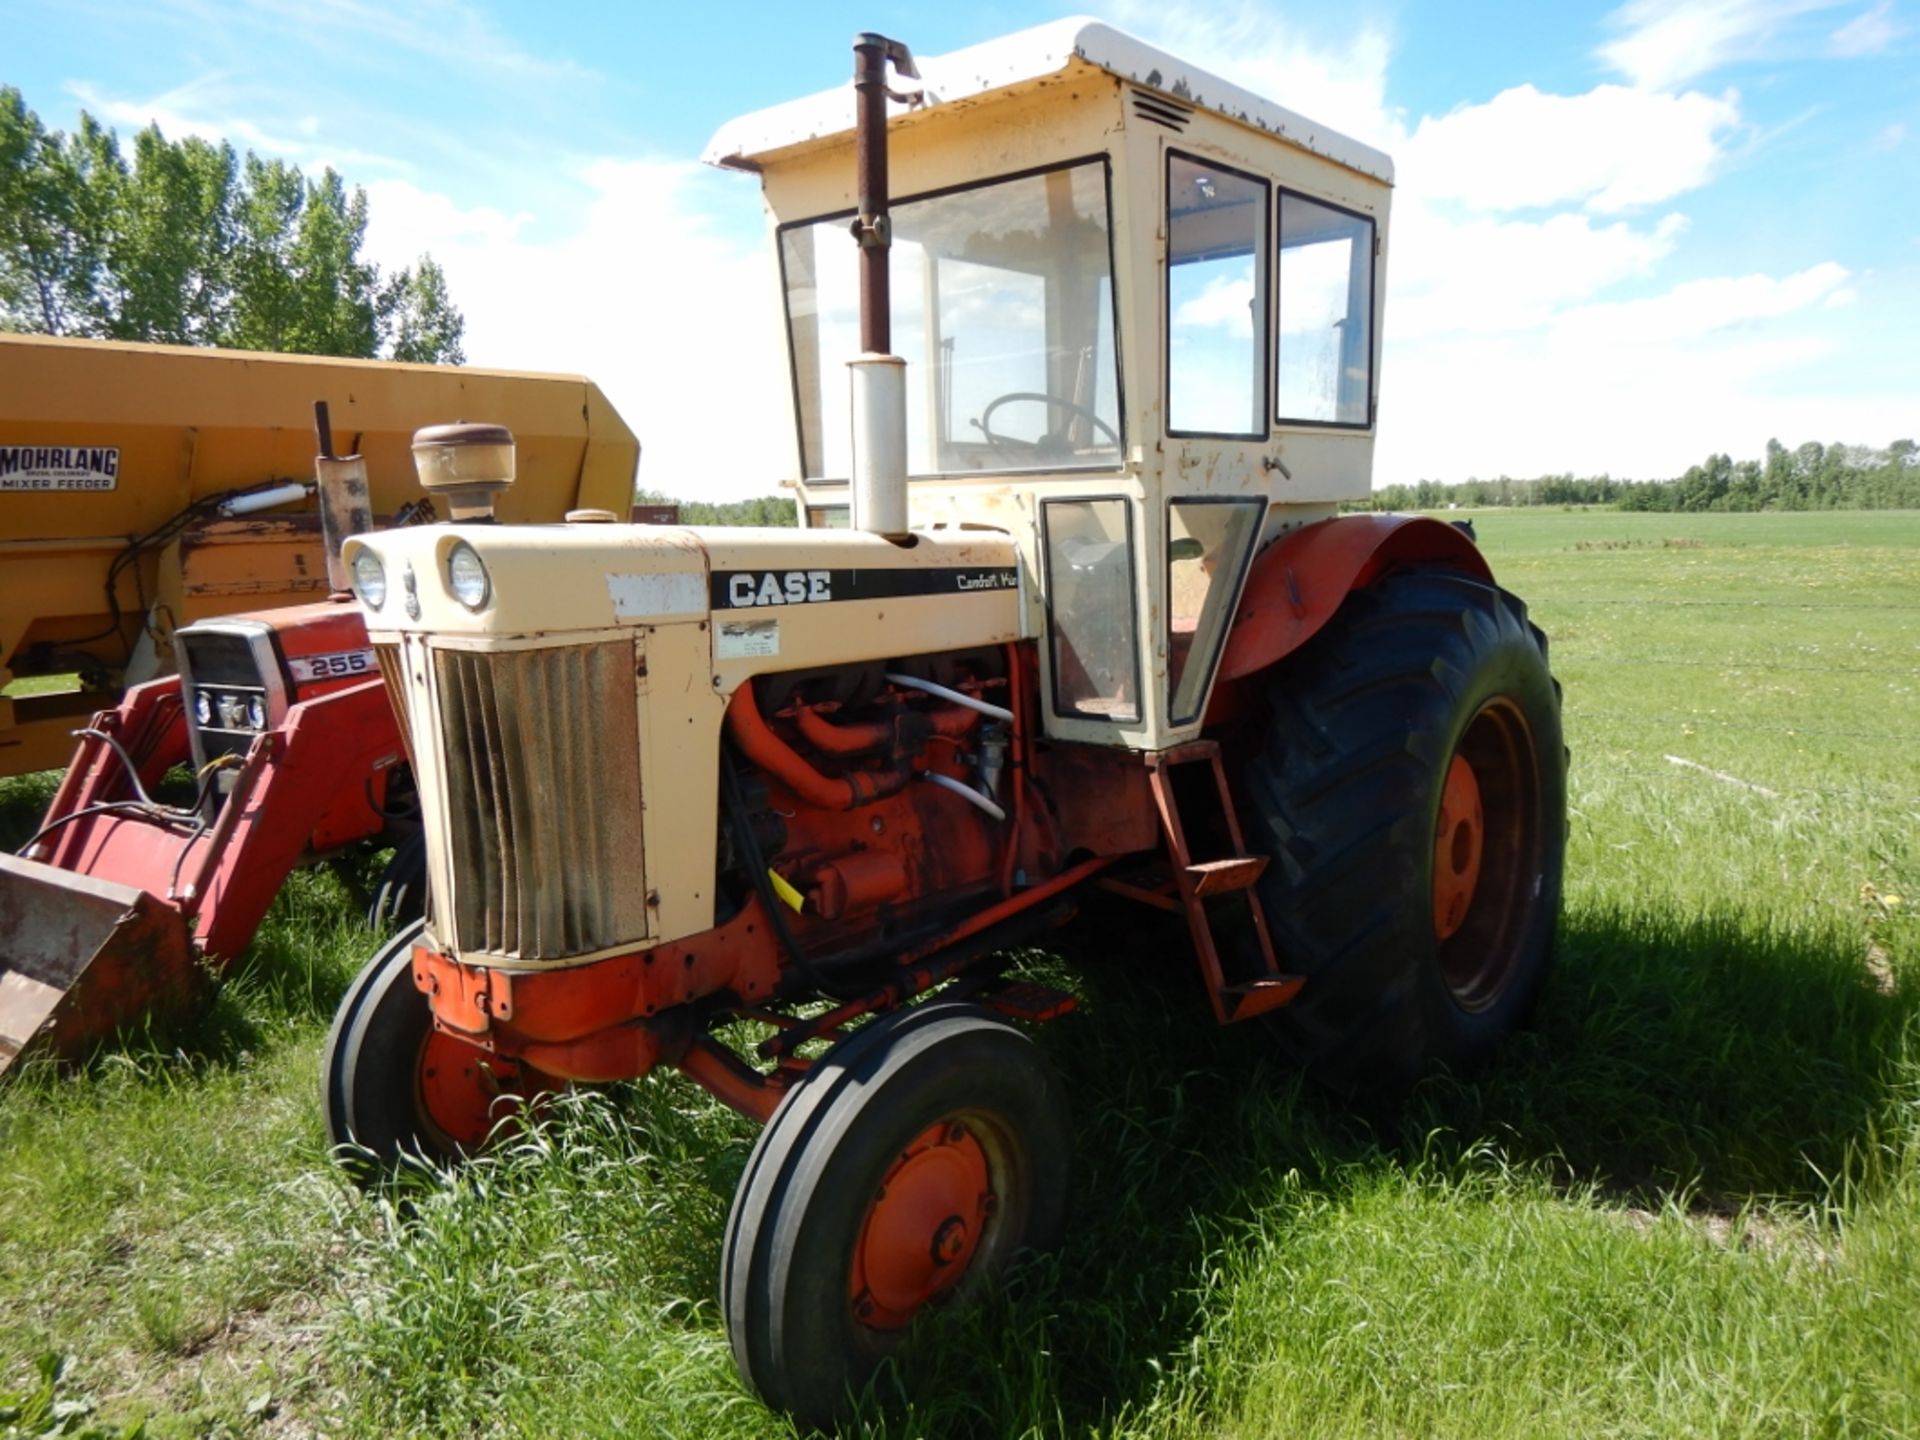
[1275,192,1374,427]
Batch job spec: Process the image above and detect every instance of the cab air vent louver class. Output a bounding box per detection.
[1132,91,1193,131]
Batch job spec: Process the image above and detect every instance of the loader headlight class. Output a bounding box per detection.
[246,696,267,730]
[194,690,213,726]
[447,540,491,610]
[351,548,387,609]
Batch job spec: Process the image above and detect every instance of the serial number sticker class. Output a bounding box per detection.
[289,647,376,682]
[714,618,779,660]
[0,445,120,492]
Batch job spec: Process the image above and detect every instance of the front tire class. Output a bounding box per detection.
[721,1002,1071,1426]
[321,924,523,1173]
[1241,568,1566,1090]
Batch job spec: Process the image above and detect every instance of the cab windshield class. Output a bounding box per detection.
[781,158,1123,481]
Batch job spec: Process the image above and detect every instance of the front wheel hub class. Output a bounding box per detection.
[850,1118,991,1330]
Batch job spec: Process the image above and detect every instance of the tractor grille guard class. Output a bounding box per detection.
[411,639,649,963]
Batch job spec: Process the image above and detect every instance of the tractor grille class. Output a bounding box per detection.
[430,641,647,962]
[374,643,413,764]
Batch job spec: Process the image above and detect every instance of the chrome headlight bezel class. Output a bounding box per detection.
[446,540,491,611]
[351,547,387,609]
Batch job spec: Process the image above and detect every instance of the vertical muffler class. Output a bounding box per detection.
[312,401,374,594]
[848,33,918,540]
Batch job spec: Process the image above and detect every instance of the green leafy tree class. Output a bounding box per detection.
[385,255,465,364]
[0,89,101,334]
[0,87,463,363]
[634,488,797,527]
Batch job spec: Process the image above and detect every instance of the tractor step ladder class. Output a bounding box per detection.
[1101,741,1304,1024]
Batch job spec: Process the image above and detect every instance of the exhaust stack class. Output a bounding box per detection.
[313,401,373,595]
[848,32,918,540]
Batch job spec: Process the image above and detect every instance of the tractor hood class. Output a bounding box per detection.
[344,523,1026,645]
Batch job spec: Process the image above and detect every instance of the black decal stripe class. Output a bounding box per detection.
[710,566,1018,609]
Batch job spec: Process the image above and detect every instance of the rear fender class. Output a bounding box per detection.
[1215,515,1492,687]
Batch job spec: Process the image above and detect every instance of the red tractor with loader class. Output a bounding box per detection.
[321,22,1566,1424]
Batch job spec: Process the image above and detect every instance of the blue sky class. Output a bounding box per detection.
[8,0,1917,496]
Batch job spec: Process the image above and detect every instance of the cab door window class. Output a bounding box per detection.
[1043,497,1140,722]
[1166,153,1270,439]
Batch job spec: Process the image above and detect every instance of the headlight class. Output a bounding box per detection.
[246,696,267,730]
[447,540,490,610]
[352,548,387,609]
[194,690,213,725]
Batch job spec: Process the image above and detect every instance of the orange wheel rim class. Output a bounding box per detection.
[1432,753,1485,942]
[849,1119,992,1331]
[1435,698,1543,1012]
[416,1028,505,1149]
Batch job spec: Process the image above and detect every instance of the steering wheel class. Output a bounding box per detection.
[972,392,1121,462]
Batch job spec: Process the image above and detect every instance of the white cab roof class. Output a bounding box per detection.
[703,16,1395,185]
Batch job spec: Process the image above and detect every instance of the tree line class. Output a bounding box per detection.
[0,88,463,362]
[635,490,799,527]
[646,436,1920,526]
[1370,439,1920,513]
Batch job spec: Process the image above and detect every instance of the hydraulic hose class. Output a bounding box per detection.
[724,682,910,809]
[883,671,1013,722]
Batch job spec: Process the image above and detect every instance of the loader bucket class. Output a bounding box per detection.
[0,853,198,1079]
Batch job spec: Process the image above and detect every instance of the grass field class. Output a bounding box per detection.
[2,508,1916,1438]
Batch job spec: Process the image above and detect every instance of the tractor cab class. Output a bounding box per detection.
[706,17,1395,751]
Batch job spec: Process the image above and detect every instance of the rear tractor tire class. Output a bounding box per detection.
[721,1002,1071,1426]
[321,920,535,1175]
[1241,568,1567,1090]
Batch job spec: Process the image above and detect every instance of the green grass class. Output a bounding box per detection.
[2,509,1917,1437]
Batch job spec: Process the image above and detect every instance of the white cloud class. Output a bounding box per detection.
[360,163,791,501]
[1403,84,1739,213]
[1388,210,1689,340]
[65,77,411,175]
[362,182,529,254]
[1376,261,1898,485]
[1598,0,1850,90]
[1830,0,1902,54]
[1551,260,1851,343]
